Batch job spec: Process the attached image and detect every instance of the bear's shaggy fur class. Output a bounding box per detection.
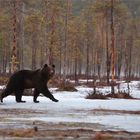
[0,64,58,103]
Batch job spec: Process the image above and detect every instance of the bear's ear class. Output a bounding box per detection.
[43,64,48,68]
[52,64,55,68]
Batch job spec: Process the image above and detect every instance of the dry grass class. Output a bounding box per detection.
[0,128,38,138]
[0,128,138,140]
[86,92,108,100]
[56,82,78,92]
[0,75,9,85]
[93,131,113,139]
[92,109,140,115]
[86,91,135,100]
[106,92,134,99]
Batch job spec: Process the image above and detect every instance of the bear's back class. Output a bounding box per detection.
[7,69,41,89]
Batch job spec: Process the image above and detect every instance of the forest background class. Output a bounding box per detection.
[0,0,140,85]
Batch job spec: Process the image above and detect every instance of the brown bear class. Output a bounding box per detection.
[0,64,59,103]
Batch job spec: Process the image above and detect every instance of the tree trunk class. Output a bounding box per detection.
[105,9,110,85]
[32,30,37,70]
[19,1,25,69]
[111,0,115,94]
[63,0,70,86]
[11,1,18,73]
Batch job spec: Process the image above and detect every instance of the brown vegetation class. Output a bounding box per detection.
[0,127,139,140]
[86,91,134,100]
[106,92,134,99]
[86,92,108,100]
[56,82,78,92]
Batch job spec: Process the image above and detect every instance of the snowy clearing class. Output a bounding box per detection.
[0,80,140,135]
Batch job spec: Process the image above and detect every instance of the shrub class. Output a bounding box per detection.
[106,91,134,99]
[56,82,78,92]
[86,91,134,100]
[86,92,107,100]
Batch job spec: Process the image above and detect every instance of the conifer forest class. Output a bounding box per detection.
[0,0,140,82]
[1,1,140,139]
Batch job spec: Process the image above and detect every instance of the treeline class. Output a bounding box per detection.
[0,0,140,83]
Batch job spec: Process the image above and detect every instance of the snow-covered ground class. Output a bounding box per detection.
[0,81,140,132]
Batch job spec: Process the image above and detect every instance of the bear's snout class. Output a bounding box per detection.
[50,70,54,74]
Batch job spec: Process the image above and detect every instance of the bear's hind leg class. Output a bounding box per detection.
[15,90,26,103]
[33,89,40,103]
[1,89,13,102]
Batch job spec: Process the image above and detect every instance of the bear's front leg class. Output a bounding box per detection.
[43,87,59,102]
[37,85,59,102]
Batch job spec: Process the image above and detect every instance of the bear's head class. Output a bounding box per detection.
[41,64,55,80]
